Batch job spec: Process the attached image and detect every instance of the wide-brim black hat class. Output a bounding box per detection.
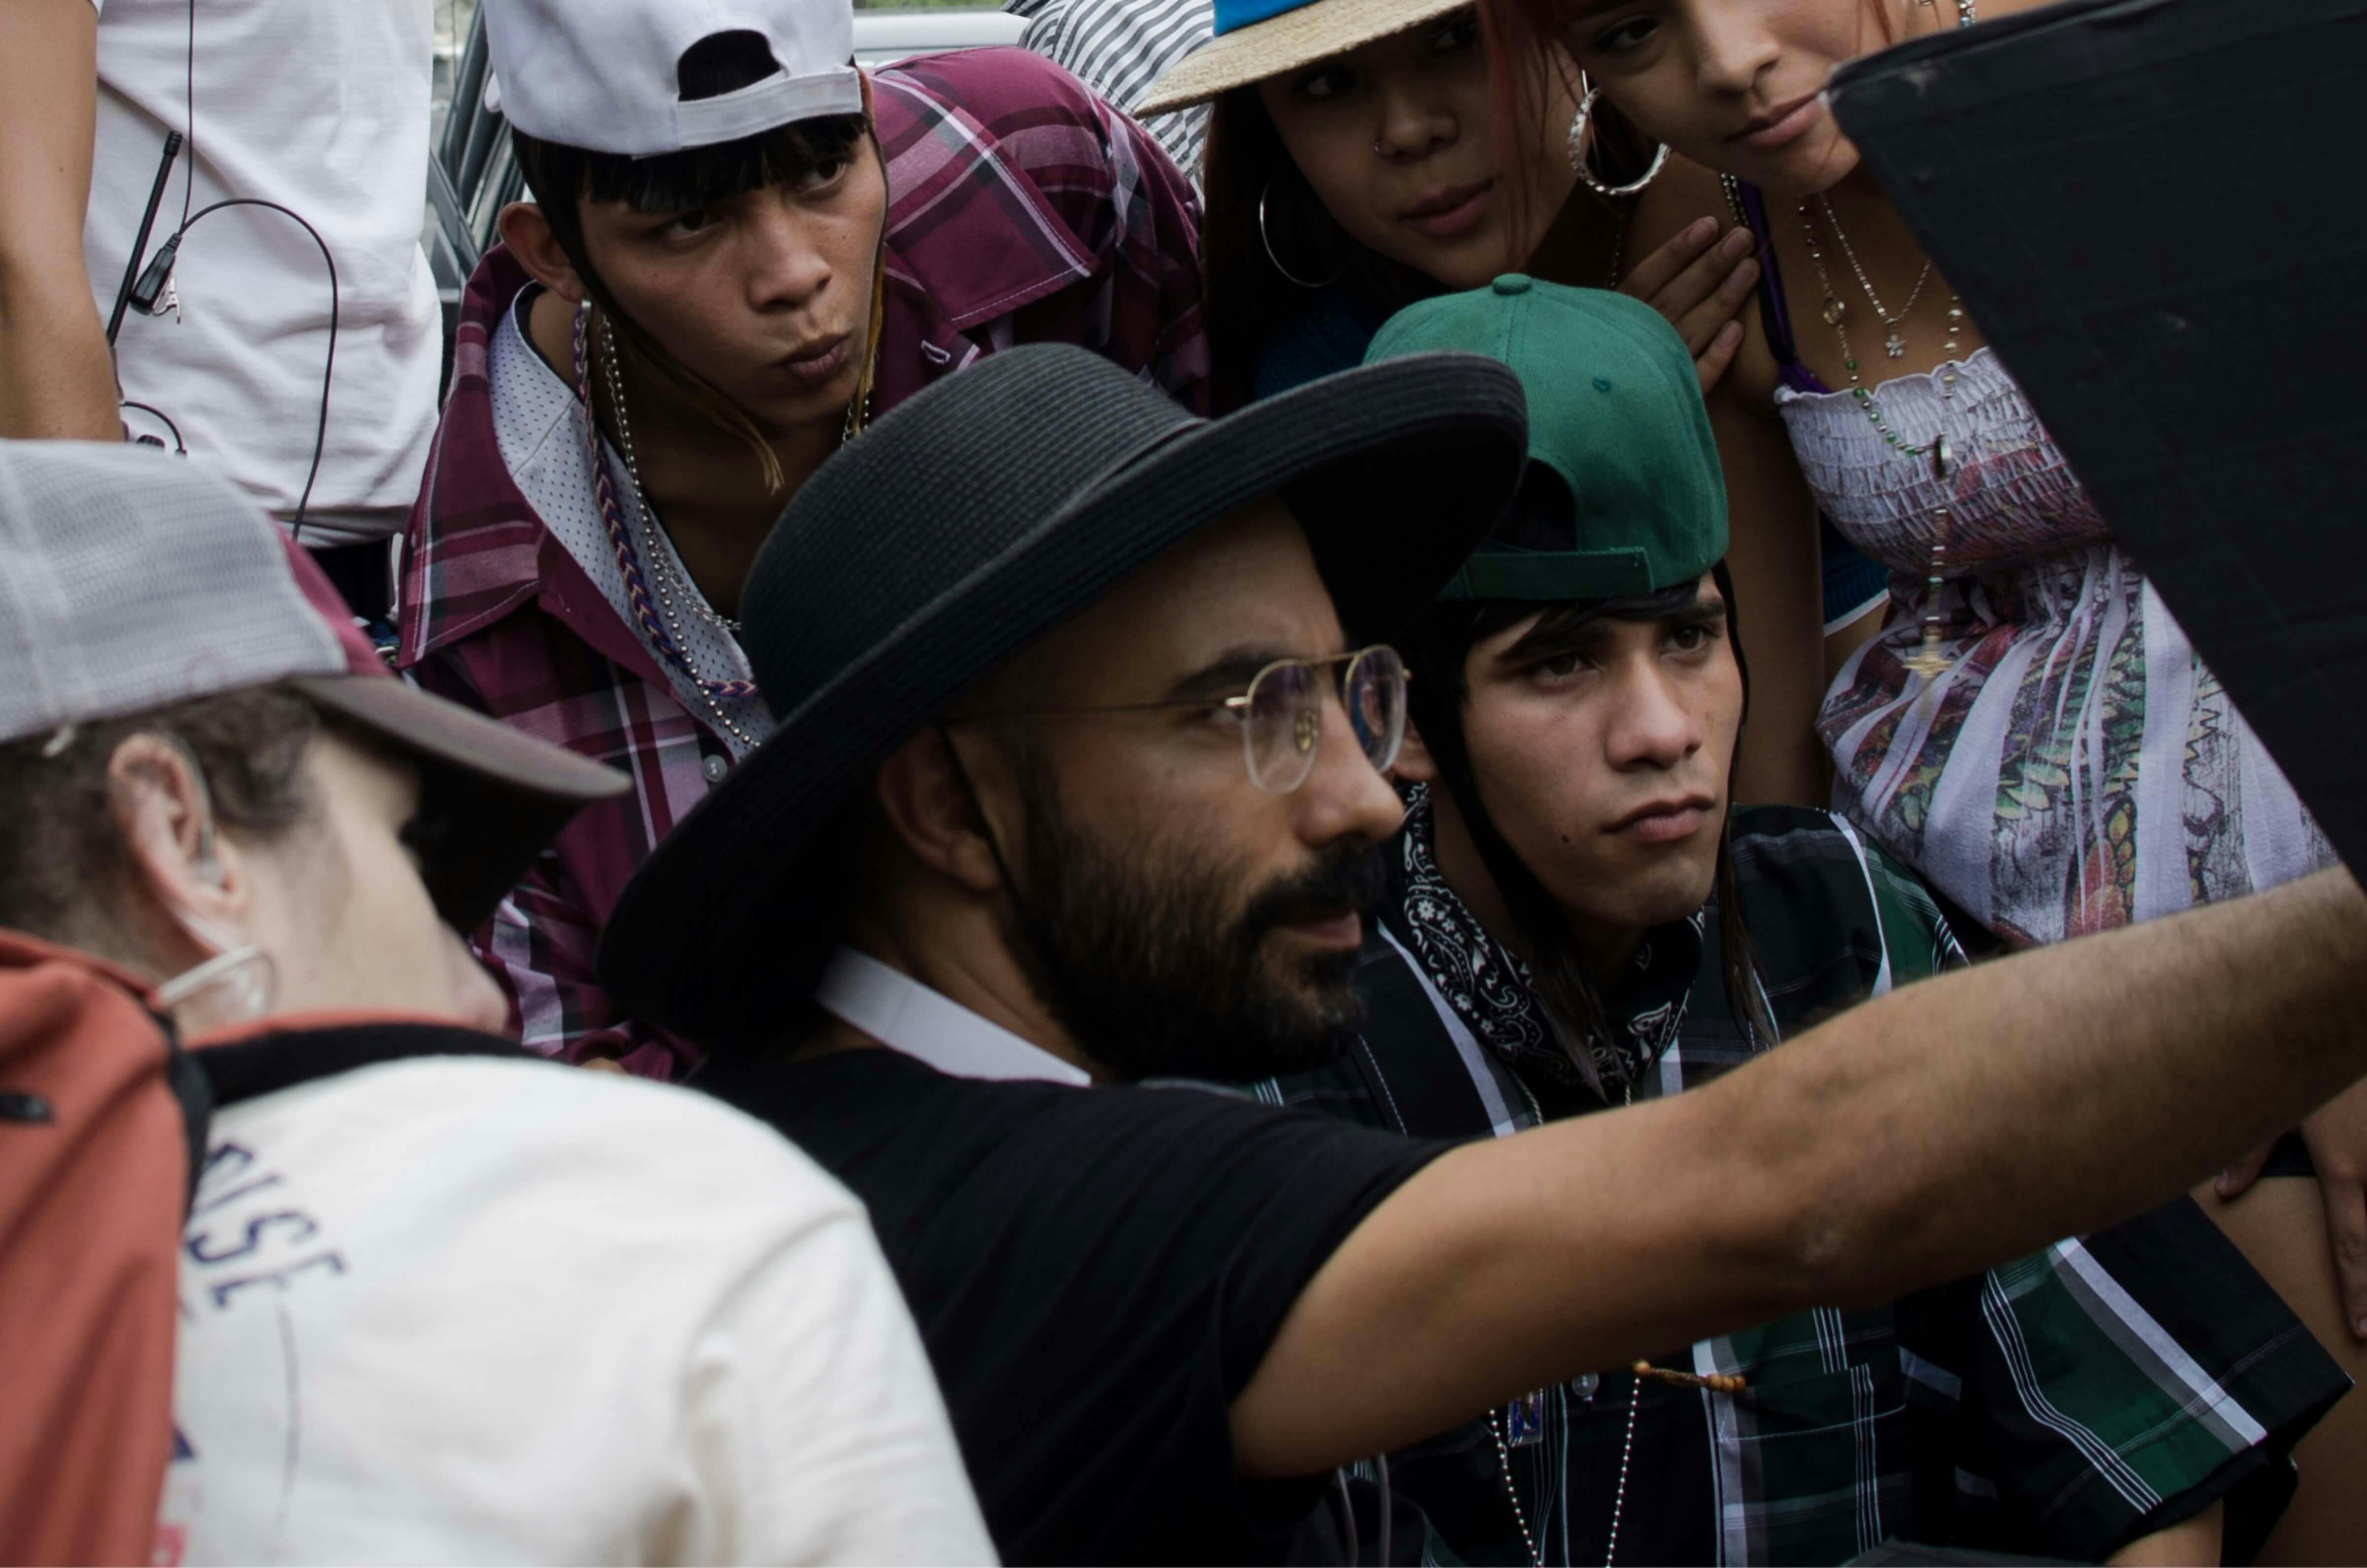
[598,343,1528,1042]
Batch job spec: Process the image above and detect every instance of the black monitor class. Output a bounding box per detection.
[1828,0,2367,873]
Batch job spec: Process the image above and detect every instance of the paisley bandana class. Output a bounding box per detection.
[1390,785,1701,1093]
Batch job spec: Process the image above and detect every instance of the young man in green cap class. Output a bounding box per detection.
[1226,282,2345,1565]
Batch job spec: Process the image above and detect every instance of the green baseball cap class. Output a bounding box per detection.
[1364,277,1726,602]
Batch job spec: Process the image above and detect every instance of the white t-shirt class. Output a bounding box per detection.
[157,1055,995,1566]
[83,0,443,542]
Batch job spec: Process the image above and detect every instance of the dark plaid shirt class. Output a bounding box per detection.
[1241,798,2345,1565]
[395,49,1207,1077]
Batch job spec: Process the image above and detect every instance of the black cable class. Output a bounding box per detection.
[179,0,196,232]
[107,131,182,346]
[106,0,335,539]
[119,400,186,454]
[158,199,340,539]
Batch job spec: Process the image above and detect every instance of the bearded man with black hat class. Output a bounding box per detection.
[599,342,2367,1566]
[1222,281,2348,1566]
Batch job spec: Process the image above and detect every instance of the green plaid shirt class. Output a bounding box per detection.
[1243,802,2343,1565]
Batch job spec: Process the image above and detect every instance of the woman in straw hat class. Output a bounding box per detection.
[1140,0,1888,805]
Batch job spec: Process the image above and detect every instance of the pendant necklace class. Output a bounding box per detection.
[1794,0,1978,680]
[1813,197,1930,361]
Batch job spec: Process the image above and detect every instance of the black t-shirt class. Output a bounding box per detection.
[698,1047,1453,1565]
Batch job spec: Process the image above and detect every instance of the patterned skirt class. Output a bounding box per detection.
[1818,543,2334,946]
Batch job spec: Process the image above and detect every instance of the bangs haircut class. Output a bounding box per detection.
[1475,581,1711,684]
[520,111,869,221]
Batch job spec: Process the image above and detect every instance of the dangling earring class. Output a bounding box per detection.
[1258,169,1345,289]
[1566,83,1669,198]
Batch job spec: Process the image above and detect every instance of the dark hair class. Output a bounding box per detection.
[1199,13,1651,410]
[1202,88,1437,410]
[0,689,323,957]
[508,30,875,486]
[1401,556,1777,1097]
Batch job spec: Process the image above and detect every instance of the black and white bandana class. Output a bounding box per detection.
[1389,785,1701,1093]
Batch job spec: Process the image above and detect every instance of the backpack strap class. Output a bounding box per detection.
[156,1022,214,1223]
[192,1019,529,1109]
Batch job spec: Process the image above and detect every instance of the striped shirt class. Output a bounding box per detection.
[1006,0,1213,178]
[395,48,1207,1078]
[1238,798,2346,1564]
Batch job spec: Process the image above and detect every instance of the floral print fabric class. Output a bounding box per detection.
[1781,348,2333,944]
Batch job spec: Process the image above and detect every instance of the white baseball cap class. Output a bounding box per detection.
[483,0,861,158]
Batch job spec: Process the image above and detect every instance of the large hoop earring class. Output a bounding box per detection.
[1566,85,1669,198]
[1258,170,1345,290]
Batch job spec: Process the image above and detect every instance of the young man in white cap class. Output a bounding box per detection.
[397,0,1207,1076]
[596,343,2367,1565]
[0,442,990,1565]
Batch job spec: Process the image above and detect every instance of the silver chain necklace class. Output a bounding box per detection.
[591,319,759,750]
[587,315,874,753]
[1802,0,1975,359]
[597,317,745,636]
[1487,1080,1643,1568]
[1811,195,1931,360]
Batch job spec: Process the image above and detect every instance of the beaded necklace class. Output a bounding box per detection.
[1789,0,1979,678]
[569,302,873,749]
[1482,1077,1747,1566]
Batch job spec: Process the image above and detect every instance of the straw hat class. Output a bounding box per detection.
[1135,0,1471,115]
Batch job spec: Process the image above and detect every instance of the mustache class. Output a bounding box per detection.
[1237,843,1389,947]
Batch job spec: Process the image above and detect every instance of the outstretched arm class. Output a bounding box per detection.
[0,0,118,441]
[1234,866,2367,1475]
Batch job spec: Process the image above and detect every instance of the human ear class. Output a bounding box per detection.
[872,728,1010,898]
[497,202,589,306]
[1392,712,1441,784]
[104,734,251,968]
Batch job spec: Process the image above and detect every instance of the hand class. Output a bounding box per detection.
[2218,1074,2367,1340]
[1618,217,1759,395]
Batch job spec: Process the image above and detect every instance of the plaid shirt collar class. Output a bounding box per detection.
[400,55,1147,670]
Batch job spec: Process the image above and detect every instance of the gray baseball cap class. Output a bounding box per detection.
[0,442,628,931]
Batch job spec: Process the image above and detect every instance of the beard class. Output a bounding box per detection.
[1002,761,1386,1084]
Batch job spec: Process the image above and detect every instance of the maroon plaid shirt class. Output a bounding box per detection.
[397,48,1208,1078]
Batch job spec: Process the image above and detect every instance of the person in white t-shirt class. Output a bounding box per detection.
[0,441,994,1566]
[0,0,445,613]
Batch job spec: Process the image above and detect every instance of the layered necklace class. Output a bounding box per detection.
[569,302,873,749]
[1484,1078,1746,1567]
[1795,0,1978,679]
